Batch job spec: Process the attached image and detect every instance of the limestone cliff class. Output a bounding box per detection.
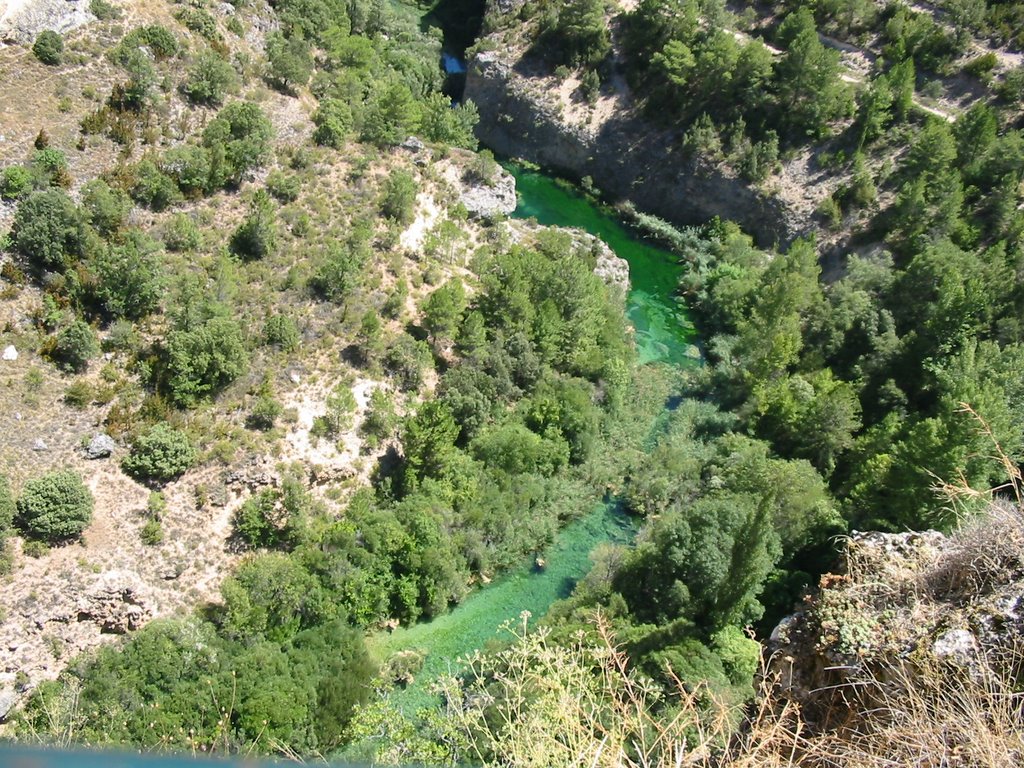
[464,8,813,248]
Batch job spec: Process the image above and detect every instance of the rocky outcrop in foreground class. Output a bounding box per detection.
[770,504,1024,725]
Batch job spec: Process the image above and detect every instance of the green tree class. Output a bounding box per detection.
[11,189,85,272]
[421,280,467,345]
[312,97,353,148]
[32,30,63,65]
[551,0,611,68]
[266,32,313,93]
[92,233,163,320]
[50,320,99,373]
[81,179,131,236]
[615,492,780,630]
[202,101,274,187]
[775,9,852,139]
[361,81,419,147]
[230,189,278,260]
[379,169,418,225]
[419,93,479,149]
[16,471,93,542]
[122,423,196,482]
[182,48,236,105]
[165,317,249,407]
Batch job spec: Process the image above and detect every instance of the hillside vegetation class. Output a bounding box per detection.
[0,0,1022,765]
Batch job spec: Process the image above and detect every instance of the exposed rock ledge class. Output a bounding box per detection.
[0,0,93,44]
[465,49,809,249]
[769,507,1024,719]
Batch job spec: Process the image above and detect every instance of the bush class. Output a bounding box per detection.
[92,235,163,320]
[140,519,163,545]
[162,213,201,251]
[16,471,94,541]
[230,189,277,260]
[262,314,299,351]
[202,101,274,188]
[380,169,418,225]
[0,475,14,534]
[0,166,32,201]
[182,49,236,105]
[232,489,282,549]
[121,423,196,482]
[312,98,352,148]
[11,189,85,272]
[266,170,300,202]
[89,0,121,21]
[266,32,312,93]
[32,31,64,66]
[49,321,99,373]
[81,179,131,235]
[247,395,282,431]
[165,317,249,407]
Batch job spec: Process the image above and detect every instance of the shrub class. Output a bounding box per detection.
[230,189,277,260]
[266,32,312,93]
[312,98,352,148]
[0,475,14,534]
[81,179,131,236]
[165,317,248,407]
[140,519,163,545]
[182,49,236,105]
[379,170,418,226]
[32,31,64,66]
[0,166,33,201]
[232,489,282,548]
[10,189,85,272]
[16,471,93,541]
[130,160,183,211]
[266,170,300,202]
[89,0,121,21]
[162,213,201,252]
[262,314,299,351]
[92,235,163,320]
[122,423,196,482]
[49,320,99,373]
[247,395,282,431]
[202,101,274,188]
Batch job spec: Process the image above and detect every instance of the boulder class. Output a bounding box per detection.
[459,165,517,219]
[1,345,16,361]
[0,689,18,722]
[75,571,151,634]
[85,433,116,459]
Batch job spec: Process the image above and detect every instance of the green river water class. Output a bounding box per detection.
[369,165,698,709]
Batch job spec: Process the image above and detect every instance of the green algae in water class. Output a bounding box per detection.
[507,165,698,366]
[369,501,635,711]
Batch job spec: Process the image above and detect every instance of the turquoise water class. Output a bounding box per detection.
[508,166,698,366]
[370,164,696,710]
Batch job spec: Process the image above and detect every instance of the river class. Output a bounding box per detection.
[368,165,698,710]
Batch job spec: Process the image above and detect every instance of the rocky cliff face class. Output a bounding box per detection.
[465,47,811,249]
[0,0,93,44]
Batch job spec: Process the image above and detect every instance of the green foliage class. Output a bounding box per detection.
[0,165,32,201]
[162,213,201,252]
[234,489,285,549]
[32,30,64,66]
[165,317,249,407]
[247,394,283,431]
[182,48,236,105]
[89,0,120,20]
[81,179,131,236]
[419,93,479,149]
[130,159,183,211]
[361,81,420,146]
[380,169,418,225]
[421,280,467,344]
[262,313,300,351]
[312,97,353,148]
[49,321,99,373]
[92,232,163,320]
[10,189,85,272]
[175,7,220,41]
[543,0,611,69]
[230,189,277,260]
[266,32,313,93]
[15,471,93,541]
[385,334,433,391]
[0,475,14,535]
[202,101,274,188]
[140,519,163,545]
[310,236,368,303]
[122,423,196,482]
